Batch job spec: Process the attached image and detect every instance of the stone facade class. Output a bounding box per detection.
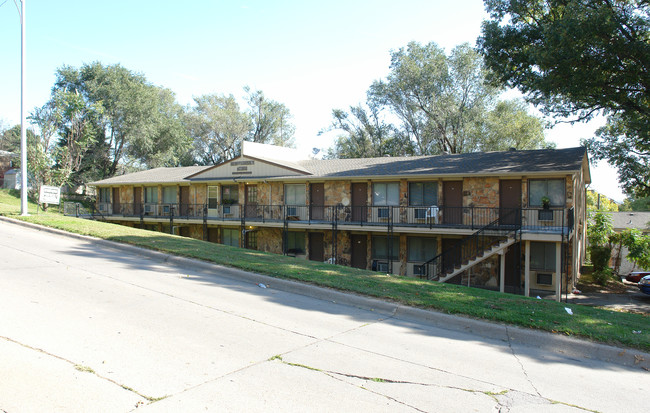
[463,177,499,208]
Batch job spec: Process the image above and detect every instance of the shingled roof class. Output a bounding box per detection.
[289,147,585,178]
[90,165,211,186]
[90,147,589,185]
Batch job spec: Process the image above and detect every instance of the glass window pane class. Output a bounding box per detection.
[287,232,305,254]
[387,183,399,205]
[529,180,545,207]
[373,183,386,205]
[208,186,218,209]
[285,184,305,205]
[409,183,423,206]
[163,187,176,204]
[547,179,565,206]
[372,236,398,260]
[424,182,438,205]
[408,237,437,261]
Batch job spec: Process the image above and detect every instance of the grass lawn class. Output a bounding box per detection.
[1,189,648,352]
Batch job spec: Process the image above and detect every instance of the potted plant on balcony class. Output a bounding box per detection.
[538,196,553,220]
[541,196,551,210]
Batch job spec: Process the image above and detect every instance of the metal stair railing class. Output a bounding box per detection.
[423,208,521,281]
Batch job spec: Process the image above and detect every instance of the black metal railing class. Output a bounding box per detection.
[422,209,522,282]
[83,202,573,234]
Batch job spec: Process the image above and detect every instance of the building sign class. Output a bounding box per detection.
[231,160,254,175]
[39,185,61,205]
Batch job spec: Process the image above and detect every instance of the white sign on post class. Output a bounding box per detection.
[39,185,61,205]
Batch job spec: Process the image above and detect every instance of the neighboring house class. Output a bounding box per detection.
[89,142,590,300]
[0,150,17,187]
[610,211,650,275]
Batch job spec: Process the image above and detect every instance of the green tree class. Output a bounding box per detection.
[478,0,650,196]
[587,211,615,285]
[619,195,650,211]
[471,99,553,152]
[586,190,619,212]
[47,62,191,182]
[324,103,414,159]
[328,41,550,159]
[245,87,296,148]
[369,42,501,155]
[189,89,296,165]
[188,94,252,165]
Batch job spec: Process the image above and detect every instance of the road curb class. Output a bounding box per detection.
[2,215,649,370]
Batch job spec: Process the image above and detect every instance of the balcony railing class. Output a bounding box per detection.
[88,203,574,233]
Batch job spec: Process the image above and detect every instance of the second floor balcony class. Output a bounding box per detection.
[92,202,575,235]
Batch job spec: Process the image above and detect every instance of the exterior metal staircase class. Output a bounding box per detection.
[424,209,521,282]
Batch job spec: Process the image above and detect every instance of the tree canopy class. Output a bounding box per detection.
[326,41,551,159]
[188,88,296,165]
[478,0,650,196]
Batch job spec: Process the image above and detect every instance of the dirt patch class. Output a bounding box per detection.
[577,274,634,294]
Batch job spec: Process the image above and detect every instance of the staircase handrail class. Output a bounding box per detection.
[423,208,521,280]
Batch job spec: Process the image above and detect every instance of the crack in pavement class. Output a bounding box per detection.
[504,325,542,397]
[0,335,161,406]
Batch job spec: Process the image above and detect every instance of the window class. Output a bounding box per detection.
[529,179,565,207]
[98,188,110,203]
[407,237,437,262]
[530,242,558,271]
[222,228,240,247]
[285,184,306,205]
[208,186,218,209]
[373,182,399,206]
[222,185,239,204]
[144,187,158,203]
[286,232,305,254]
[162,187,176,204]
[409,182,438,206]
[372,236,399,260]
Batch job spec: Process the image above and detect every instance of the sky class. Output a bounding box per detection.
[0,0,625,201]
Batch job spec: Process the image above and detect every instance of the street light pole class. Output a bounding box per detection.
[19,0,28,216]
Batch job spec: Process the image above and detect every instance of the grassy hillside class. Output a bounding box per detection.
[1,189,648,351]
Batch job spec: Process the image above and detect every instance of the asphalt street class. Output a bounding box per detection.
[0,219,648,412]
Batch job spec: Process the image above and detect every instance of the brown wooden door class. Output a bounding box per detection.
[310,183,325,220]
[443,181,462,224]
[442,238,461,284]
[351,183,367,222]
[245,185,258,218]
[179,186,190,217]
[351,234,367,269]
[309,232,324,262]
[499,179,521,226]
[112,187,120,215]
[134,187,142,216]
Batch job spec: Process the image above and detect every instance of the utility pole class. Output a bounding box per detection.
[20,0,28,215]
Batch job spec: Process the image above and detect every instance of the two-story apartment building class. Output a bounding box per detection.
[89,142,590,300]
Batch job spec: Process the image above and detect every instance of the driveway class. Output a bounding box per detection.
[1,218,648,412]
[567,284,650,314]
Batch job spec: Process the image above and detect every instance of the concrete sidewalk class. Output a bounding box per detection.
[1,215,649,371]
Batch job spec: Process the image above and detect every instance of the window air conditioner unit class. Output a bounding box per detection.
[144,204,154,214]
[376,262,389,273]
[413,264,426,276]
[163,205,170,214]
[378,207,389,219]
[286,206,297,217]
[536,272,554,286]
[223,205,231,214]
[414,208,427,219]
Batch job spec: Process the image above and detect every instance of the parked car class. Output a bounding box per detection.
[639,275,650,295]
[625,271,650,283]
